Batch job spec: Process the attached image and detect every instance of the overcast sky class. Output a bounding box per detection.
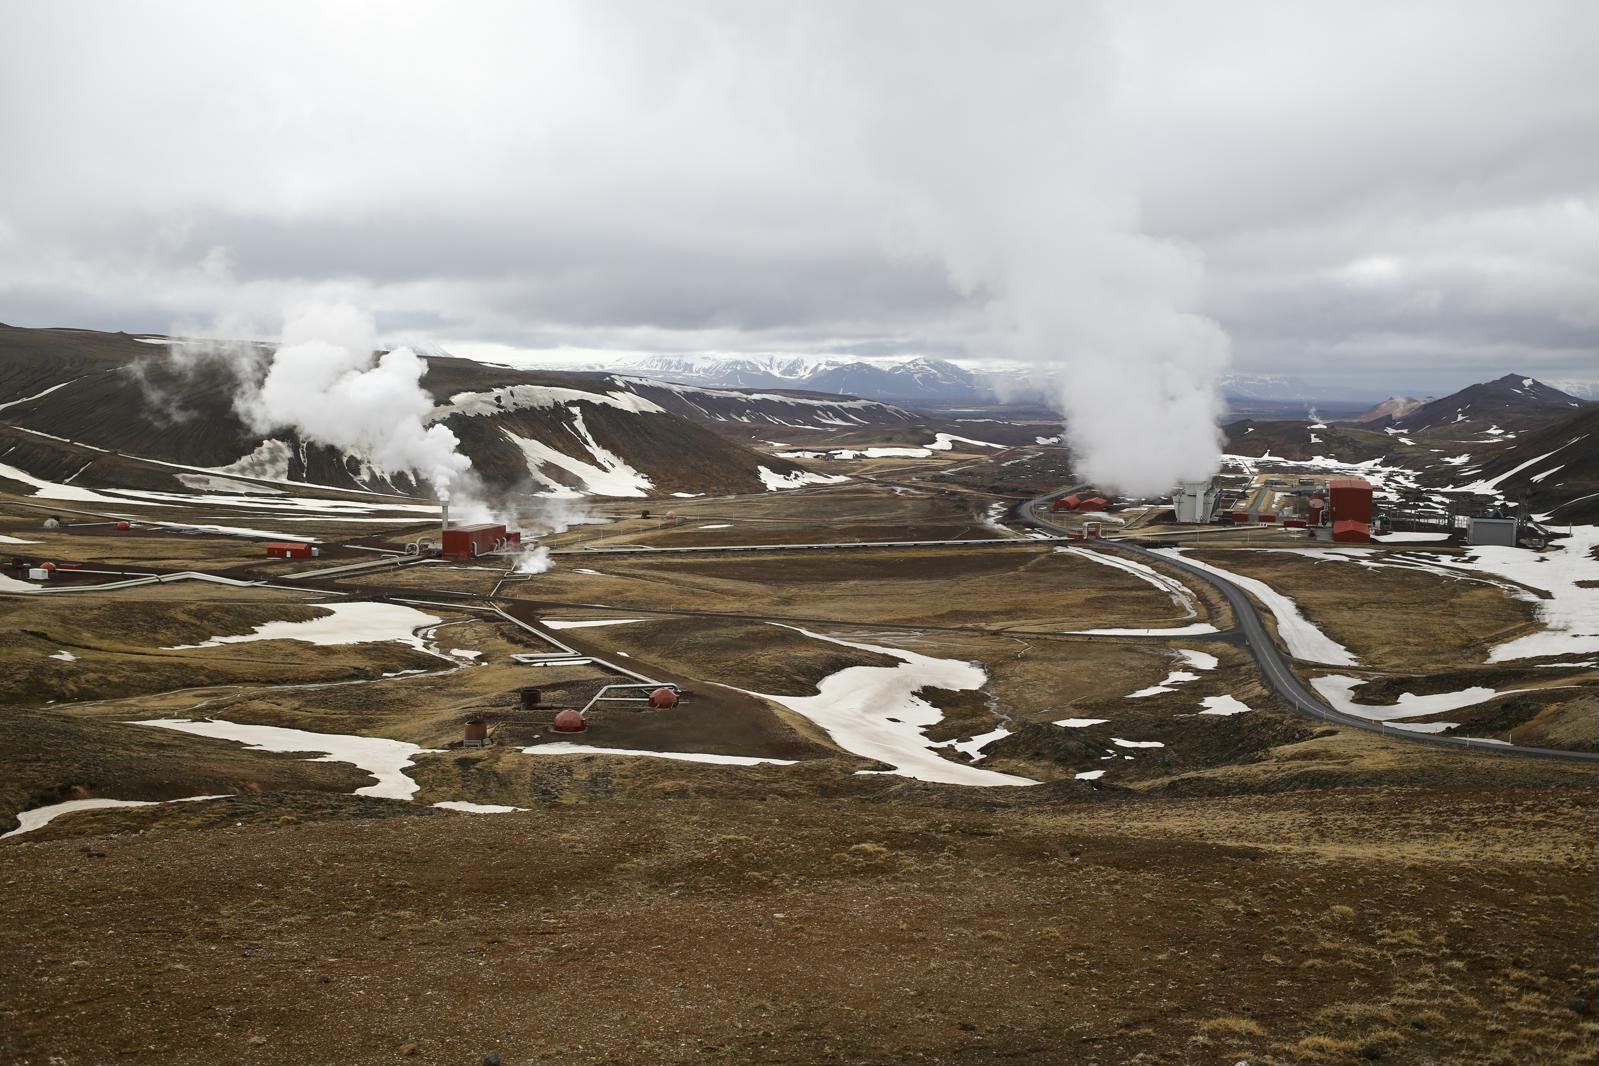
[2,0,1595,395]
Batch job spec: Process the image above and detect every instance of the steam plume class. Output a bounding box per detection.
[511,544,554,574]
[707,2,1231,496]
[237,302,473,502]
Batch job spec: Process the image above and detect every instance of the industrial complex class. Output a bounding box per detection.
[1166,470,1547,548]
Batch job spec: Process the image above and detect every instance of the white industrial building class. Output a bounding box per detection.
[1172,479,1219,524]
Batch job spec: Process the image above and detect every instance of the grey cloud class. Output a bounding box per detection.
[0,0,1595,397]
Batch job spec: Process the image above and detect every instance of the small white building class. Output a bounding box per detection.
[1172,479,1219,524]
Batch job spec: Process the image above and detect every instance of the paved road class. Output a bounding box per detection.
[1023,494,1599,764]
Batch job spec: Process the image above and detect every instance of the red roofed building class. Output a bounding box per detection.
[441,523,520,559]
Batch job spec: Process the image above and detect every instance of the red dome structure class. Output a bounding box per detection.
[115,521,131,531]
[647,687,680,709]
[40,561,57,571]
[551,709,587,733]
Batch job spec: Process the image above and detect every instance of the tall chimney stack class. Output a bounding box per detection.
[441,501,449,537]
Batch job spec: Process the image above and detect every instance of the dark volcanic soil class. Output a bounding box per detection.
[1,784,1593,1066]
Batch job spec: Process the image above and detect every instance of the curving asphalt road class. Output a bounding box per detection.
[1024,493,1599,764]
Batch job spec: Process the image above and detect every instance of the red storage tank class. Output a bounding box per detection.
[441,523,506,559]
[551,709,587,733]
[647,687,679,709]
[1307,497,1326,524]
[1333,519,1371,543]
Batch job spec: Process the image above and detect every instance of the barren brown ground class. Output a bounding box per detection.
[0,770,1593,1066]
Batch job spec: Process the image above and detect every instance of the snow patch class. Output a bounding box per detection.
[1310,675,1531,722]
[1070,623,1220,636]
[1,795,230,839]
[1415,527,1599,662]
[165,602,441,650]
[1198,695,1250,716]
[432,801,528,814]
[757,466,849,491]
[500,413,654,497]
[133,719,436,800]
[749,625,1035,787]
[434,385,665,419]
[540,617,645,630]
[522,742,795,767]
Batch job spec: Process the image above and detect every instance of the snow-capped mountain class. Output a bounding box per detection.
[619,354,830,389]
[557,353,995,405]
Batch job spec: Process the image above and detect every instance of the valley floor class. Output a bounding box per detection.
[2,449,1597,1066]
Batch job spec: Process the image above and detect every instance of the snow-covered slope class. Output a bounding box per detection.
[0,324,819,500]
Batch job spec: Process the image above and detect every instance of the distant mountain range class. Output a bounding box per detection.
[1213,372,1384,405]
[594,354,987,404]
[543,354,1398,408]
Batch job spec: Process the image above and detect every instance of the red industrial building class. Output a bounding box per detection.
[1327,478,1375,543]
[440,523,521,560]
[265,542,319,559]
[1222,473,1375,541]
[1051,494,1109,513]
